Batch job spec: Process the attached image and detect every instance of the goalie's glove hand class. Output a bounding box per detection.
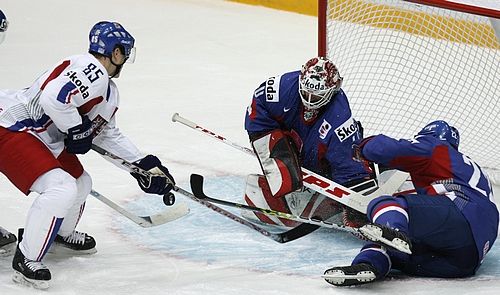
[131,155,175,195]
[65,116,93,154]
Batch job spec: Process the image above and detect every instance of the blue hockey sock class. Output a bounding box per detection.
[367,196,409,234]
[352,244,391,278]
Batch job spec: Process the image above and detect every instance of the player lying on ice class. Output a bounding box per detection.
[323,120,498,286]
[243,56,375,229]
[0,21,175,289]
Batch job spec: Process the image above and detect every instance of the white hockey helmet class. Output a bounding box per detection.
[299,56,343,110]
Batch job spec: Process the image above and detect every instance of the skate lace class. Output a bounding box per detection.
[63,231,86,245]
[24,258,48,271]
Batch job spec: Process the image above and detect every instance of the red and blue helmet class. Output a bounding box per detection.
[417,120,460,149]
[88,21,136,63]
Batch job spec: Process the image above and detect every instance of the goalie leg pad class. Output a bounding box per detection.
[243,174,300,228]
[251,130,302,197]
[284,189,343,223]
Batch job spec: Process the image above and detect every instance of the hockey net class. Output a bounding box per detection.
[319,0,500,183]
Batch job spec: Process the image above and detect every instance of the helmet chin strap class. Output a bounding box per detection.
[109,57,125,78]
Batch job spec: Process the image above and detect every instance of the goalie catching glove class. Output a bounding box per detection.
[131,155,175,195]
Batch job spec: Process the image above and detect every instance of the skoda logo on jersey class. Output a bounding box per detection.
[335,117,358,142]
[65,70,90,99]
[265,75,280,102]
[319,119,332,139]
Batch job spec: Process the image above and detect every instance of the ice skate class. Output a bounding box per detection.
[0,227,17,257]
[50,230,97,255]
[323,263,378,286]
[12,246,51,289]
[357,223,412,254]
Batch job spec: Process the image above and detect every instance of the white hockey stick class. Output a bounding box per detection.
[89,190,189,227]
[90,145,190,226]
[171,113,409,214]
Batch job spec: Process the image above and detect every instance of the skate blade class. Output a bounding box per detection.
[48,244,97,256]
[12,271,50,290]
[358,225,412,254]
[322,270,376,286]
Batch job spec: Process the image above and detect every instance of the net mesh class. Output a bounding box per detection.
[324,0,500,176]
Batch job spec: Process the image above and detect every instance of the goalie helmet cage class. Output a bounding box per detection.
[317,0,500,182]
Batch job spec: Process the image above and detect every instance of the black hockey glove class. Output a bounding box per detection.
[65,116,93,154]
[131,155,175,195]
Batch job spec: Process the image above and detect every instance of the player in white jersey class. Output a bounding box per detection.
[0,21,175,289]
[0,8,18,257]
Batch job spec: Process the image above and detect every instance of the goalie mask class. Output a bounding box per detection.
[299,56,343,110]
[417,120,460,149]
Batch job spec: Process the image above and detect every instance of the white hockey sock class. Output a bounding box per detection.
[58,171,92,237]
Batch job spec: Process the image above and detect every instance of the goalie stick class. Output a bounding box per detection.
[89,189,189,228]
[190,173,411,254]
[91,144,314,243]
[171,113,409,213]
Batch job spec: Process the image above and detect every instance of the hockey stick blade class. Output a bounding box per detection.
[190,173,209,199]
[90,190,189,228]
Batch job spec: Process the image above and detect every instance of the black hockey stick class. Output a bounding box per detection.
[181,185,317,244]
[190,174,360,234]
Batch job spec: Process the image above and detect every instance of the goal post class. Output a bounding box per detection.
[318,0,500,181]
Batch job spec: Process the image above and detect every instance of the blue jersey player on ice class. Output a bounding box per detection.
[243,56,373,229]
[323,120,498,286]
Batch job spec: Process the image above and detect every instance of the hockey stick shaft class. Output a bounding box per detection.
[190,174,357,234]
[171,113,408,213]
[91,144,171,182]
[172,112,255,155]
[89,189,188,227]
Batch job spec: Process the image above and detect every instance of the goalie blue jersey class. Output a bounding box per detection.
[244,70,370,185]
[363,134,499,263]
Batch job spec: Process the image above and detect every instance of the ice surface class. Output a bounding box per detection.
[0,0,499,294]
